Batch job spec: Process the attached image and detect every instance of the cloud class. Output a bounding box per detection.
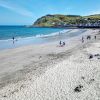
[90,10,100,15]
[0,0,34,17]
[84,10,100,16]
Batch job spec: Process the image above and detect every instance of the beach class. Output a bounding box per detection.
[0,29,100,100]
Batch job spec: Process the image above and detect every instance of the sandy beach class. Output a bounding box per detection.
[0,29,100,100]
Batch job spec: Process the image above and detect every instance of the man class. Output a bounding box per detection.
[12,37,14,41]
[94,35,96,40]
[12,36,15,44]
[59,41,62,46]
[82,36,84,43]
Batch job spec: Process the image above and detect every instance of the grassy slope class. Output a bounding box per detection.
[33,14,100,27]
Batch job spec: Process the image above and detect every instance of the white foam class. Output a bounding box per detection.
[35,29,71,38]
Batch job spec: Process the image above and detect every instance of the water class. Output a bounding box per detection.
[0,26,63,40]
[0,26,86,50]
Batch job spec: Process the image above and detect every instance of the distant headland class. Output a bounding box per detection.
[32,14,100,28]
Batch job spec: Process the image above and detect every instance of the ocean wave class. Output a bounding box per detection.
[35,29,71,38]
[0,29,72,42]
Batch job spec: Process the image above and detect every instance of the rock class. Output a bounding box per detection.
[88,79,95,84]
[81,76,85,80]
[3,95,7,97]
[74,85,83,92]
[94,54,100,56]
[89,54,93,59]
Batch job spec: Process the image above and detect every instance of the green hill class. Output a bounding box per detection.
[33,14,100,27]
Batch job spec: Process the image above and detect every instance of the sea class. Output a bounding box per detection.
[0,26,86,50]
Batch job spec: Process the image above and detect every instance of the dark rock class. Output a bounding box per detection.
[94,54,100,56]
[89,54,93,59]
[74,85,83,92]
[3,95,7,97]
[81,76,85,80]
[88,79,95,84]
[90,79,95,81]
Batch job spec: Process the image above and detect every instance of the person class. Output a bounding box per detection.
[12,37,14,41]
[94,35,96,40]
[12,36,15,44]
[87,35,91,40]
[82,36,84,43]
[63,42,65,46]
[59,41,62,46]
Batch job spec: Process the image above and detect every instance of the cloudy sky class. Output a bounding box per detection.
[0,0,100,25]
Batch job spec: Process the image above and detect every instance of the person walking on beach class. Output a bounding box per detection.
[63,42,65,46]
[59,41,62,46]
[12,37,14,41]
[12,36,15,44]
[82,36,84,43]
[94,35,96,40]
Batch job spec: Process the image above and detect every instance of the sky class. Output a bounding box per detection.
[0,0,100,25]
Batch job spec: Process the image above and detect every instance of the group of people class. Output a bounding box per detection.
[59,41,66,47]
[81,35,96,43]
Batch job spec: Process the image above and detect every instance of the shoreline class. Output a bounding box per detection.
[0,29,89,50]
[0,29,100,99]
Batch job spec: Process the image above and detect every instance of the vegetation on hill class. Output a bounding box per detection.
[33,14,100,27]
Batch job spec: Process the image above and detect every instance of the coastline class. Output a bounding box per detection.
[0,29,93,51]
[0,29,100,99]
[0,29,88,50]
